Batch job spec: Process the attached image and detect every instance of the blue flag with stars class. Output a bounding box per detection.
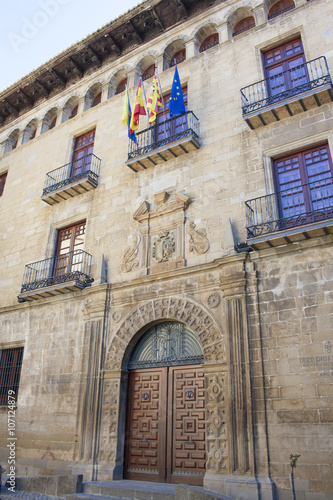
[169,64,185,117]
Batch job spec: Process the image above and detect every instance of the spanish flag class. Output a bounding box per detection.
[122,87,137,143]
[147,74,163,124]
[130,80,146,132]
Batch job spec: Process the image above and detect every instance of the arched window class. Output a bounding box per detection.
[268,0,295,19]
[69,105,78,119]
[5,130,19,153]
[170,49,186,67]
[233,16,255,36]
[199,33,219,53]
[92,92,102,107]
[22,120,37,143]
[128,322,203,369]
[142,64,155,81]
[116,78,127,95]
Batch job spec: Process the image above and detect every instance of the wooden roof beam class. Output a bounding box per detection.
[50,69,67,86]
[68,57,84,78]
[173,0,188,18]
[128,21,142,44]
[151,8,165,31]
[88,45,103,66]
[34,79,50,97]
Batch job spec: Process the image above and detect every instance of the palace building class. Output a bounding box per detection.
[0,0,332,499]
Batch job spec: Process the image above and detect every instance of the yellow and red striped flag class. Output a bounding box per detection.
[130,80,146,132]
[147,74,163,124]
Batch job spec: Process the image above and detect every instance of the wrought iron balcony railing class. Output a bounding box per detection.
[42,154,101,196]
[246,177,333,239]
[19,250,93,295]
[127,111,200,162]
[241,56,332,116]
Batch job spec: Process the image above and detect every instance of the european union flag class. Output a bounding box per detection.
[169,64,185,117]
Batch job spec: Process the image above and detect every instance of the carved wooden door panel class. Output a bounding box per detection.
[124,365,206,485]
[167,366,206,484]
[124,368,167,482]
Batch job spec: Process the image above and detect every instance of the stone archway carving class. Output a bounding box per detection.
[99,297,229,479]
[105,297,226,371]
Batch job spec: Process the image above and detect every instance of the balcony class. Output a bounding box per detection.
[241,56,333,129]
[245,178,333,250]
[41,154,101,205]
[18,250,93,302]
[126,111,200,171]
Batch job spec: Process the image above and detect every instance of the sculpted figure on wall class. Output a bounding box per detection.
[121,235,141,273]
[188,220,210,254]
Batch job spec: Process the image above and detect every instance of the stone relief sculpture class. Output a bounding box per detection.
[188,220,210,254]
[121,235,141,273]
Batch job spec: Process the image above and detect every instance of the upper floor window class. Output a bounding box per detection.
[273,144,333,220]
[268,0,295,20]
[92,92,102,107]
[263,38,306,97]
[0,347,24,406]
[142,64,155,81]
[116,78,127,95]
[70,105,78,119]
[199,34,219,53]
[233,16,255,36]
[5,130,19,153]
[155,87,188,142]
[54,221,86,277]
[0,172,8,197]
[170,49,186,67]
[72,129,95,177]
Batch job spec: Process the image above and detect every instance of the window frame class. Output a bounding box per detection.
[0,171,8,197]
[233,16,255,37]
[273,143,333,220]
[154,87,188,142]
[0,347,24,406]
[268,0,295,19]
[199,34,219,53]
[53,221,87,277]
[263,37,307,97]
[71,129,96,177]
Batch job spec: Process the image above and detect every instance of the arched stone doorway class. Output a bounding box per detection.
[124,321,206,485]
[100,297,229,485]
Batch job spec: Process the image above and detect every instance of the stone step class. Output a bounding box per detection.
[66,480,233,500]
[67,480,175,500]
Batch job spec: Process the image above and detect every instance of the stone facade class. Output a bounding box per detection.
[0,0,332,499]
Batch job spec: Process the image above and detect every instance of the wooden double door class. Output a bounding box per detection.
[124,365,206,485]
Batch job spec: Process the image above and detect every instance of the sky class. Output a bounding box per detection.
[0,0,141,92]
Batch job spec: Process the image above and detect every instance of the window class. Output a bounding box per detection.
[0,172,8,196]
[142,64,155,81]
[263,38,307,97]
[116,79,127,95]
[69,105,78,119]
[92,92,102,107]
[155,87,188,142]
[71,129,95,177]
[170,49,186,67]
[199,34,219,53]
[0,347,24,406]
[233,17,255,36]
[268,0,295,19]
[273,144,333,219]
[54,221,86,277]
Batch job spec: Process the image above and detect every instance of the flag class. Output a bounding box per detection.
[122,87,137,143]
[130,80,146,132]
[169,64,185,117]
[147,74,163,124]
